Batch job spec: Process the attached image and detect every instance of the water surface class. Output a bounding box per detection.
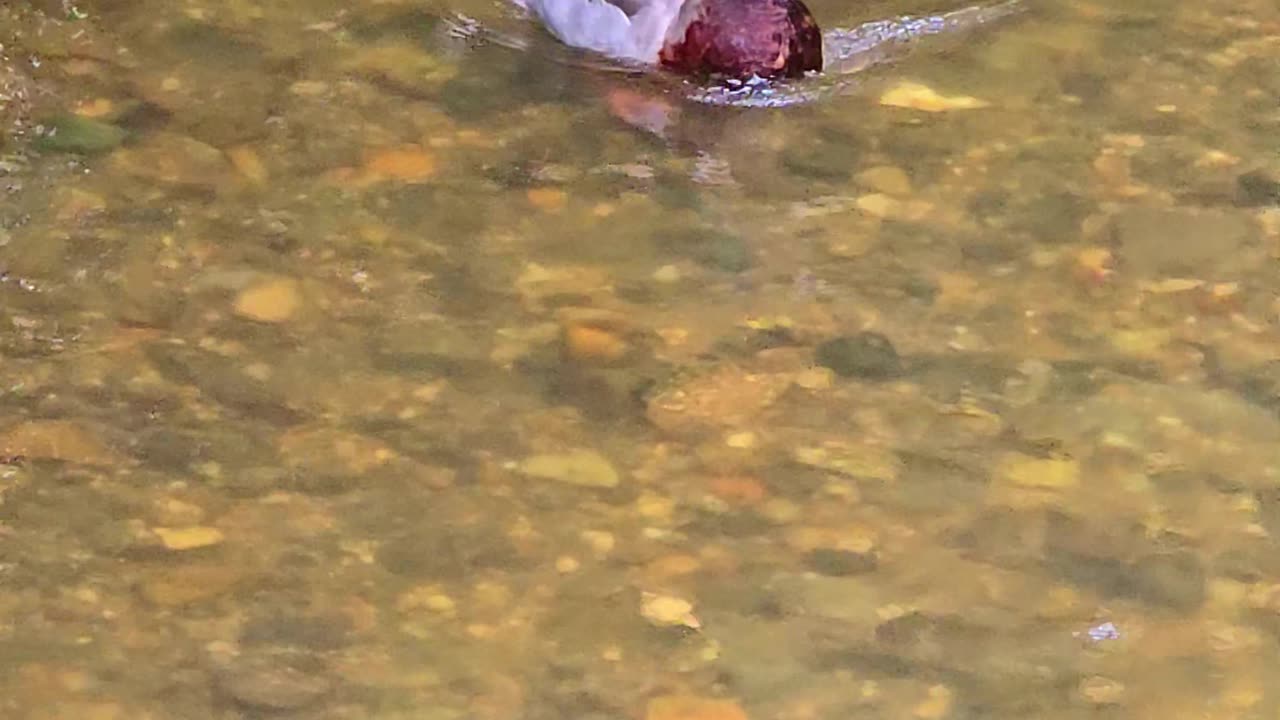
[2,0,1280,718]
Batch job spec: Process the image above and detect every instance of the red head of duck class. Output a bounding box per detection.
[659,0,823,79]
[516,0,823,80]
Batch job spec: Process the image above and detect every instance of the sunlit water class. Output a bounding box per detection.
[1,0,1280,718]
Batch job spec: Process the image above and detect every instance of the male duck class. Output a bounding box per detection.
[513,0,824,79]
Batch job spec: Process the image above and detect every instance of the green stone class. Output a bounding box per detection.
[36,113,127,154]
[815,333,903,380]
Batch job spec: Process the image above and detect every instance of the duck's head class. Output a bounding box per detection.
[659,0,823,80]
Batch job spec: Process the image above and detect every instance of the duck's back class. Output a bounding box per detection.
[520,0,685,64]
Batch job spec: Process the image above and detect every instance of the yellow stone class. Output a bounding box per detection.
[636,492,675,520]
[73,98,115,118]
[363,145,437,184]
[996,453,1080,489]
[640,592,698,628]
[423,594,456,614]
[397,585,456,615]
[856,166,912,196]
[0,420,124,467]
[645,695,747,720]
[855,193,931,221]
[652,264,682,283]
[153,526,225,551]
[1109,328,1172,358]
[793,367,833,390]
[519,449,620,488]
[226,144,268,184]
[855,193,897,219]
[527,187,568,212]
[913,685,953,719]
[563,322,629,363]
[234,276,301,323]
[880,82,990,112]
[581,530,615,555]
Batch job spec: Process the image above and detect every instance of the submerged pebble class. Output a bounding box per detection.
[217,651,331,711]
[880,81,990,112]
[36,113,127,154]
[153,526,225,551]
[233,276,303,323]
[645,694,748,720]
[518,449,621,488]
[815,333,903,379]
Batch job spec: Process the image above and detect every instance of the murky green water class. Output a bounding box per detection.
[2,0,1279,717]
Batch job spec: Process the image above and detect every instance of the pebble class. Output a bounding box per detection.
[640,592,699,628]
[226,144,268,184]
[880,81,990,112]
[856,165,913,196]
[360,144,438,185]
[140,563,243,606]
[1236,169,1280,206]
[343,43,457,94]
[786,525,878,554]
[278,427,400,476]
[153,526,225,551]
[995,453,1080,489]
[0,419,125,467]
[814,333,903,380]
[581,530,616,555]
[527,187,568,212]
[646,366,793,434]
[36,113,127,154]
[645,554,702,579]
[1078,675,1125,705]
[913,684,954,719]
[1110,206,1257,277]
[707,476,767,505]
[806,548,878,576]
[152,498,207,526]
[55,188,107,223]
[1130,551,1207,611]
[217,652,331,711]
[562,321,629,364]
[652,264,683,283]
[855,193,931,221]
[518,449,620,488]
[792,443,901,482]
[233,276,302,323]
[514,262,613,306]
[636,491,676,521]
[645,694,748,720]
[109,132,233,190]
[793,367,834,390]
[1074,246,1114,284]
[398,586,458,615]
[759,498,802,524]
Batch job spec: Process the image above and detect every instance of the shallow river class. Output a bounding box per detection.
[1,0,1280,718]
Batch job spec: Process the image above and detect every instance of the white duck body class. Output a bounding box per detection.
[514,0,688,66]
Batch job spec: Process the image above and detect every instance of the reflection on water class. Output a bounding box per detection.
[2,0,1280,717]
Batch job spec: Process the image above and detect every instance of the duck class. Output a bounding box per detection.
[511,0,825,80]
